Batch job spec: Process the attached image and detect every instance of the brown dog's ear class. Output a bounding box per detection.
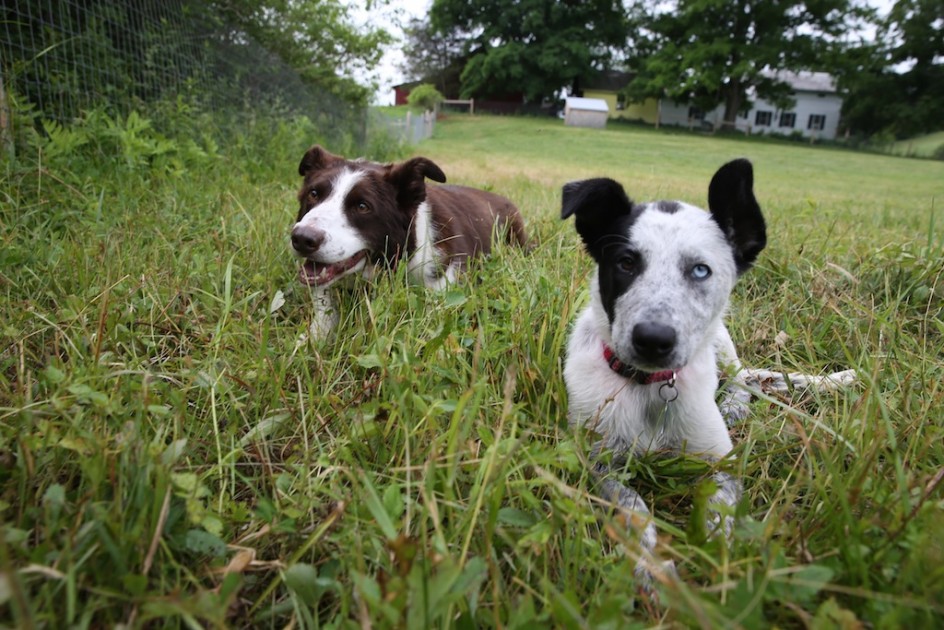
[384,157,447,210]
[392,157,446,183]
[298,145,342,177]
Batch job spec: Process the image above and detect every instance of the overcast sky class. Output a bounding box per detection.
[358,0,896,105]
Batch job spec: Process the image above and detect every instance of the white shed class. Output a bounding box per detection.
[564,97,609,128]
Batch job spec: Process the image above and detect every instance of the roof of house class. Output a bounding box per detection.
[583,70,633,92]
[768,70,837,93]
[565,97,609,112]
[391,80,423,91]
[580,68,837,96]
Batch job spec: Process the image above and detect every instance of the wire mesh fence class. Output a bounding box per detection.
[371,109,435,146]
[0,0,368,147]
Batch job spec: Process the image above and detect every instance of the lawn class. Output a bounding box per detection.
[890,130,944,159]
[1,111,943,628]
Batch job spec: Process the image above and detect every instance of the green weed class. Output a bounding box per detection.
[1,112,943,627]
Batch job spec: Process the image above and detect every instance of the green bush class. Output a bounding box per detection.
[407,84,444,112]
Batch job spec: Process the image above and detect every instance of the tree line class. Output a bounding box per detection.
[4,1,938,141]
[400,0,943,139]
[1,0,390,122]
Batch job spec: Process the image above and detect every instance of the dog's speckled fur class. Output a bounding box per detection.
[561,159,765,587]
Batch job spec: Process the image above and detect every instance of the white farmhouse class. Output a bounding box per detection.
[659,71,843,140]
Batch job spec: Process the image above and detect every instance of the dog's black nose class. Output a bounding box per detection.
[632,322,677,360]
[291,226,325,254]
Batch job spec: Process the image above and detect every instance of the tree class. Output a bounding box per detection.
[399,17,467,98]
[429,0,630,102]
[838,0,944,137]
[207,0,393,104]
[625,0,872,128]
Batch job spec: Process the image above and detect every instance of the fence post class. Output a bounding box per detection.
[0,66,13,161]
[424,110,434,140]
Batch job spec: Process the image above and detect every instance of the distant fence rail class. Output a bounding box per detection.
[441,98,474,114]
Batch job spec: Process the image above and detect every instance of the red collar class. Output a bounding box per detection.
[602,344,676,384]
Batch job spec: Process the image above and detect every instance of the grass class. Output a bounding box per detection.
[890,131,944,159]
[1,111,943,628]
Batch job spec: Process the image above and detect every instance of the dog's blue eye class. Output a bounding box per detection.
[691,264,711,280]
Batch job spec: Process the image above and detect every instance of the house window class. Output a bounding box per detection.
[808,114,826,131]
[688,106,704,120]
[779,112,796,128]
[754,110,773,126]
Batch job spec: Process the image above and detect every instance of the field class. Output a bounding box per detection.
[1,112,943,628]
[890,130,944,158]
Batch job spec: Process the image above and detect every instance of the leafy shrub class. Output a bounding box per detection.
[407,84,444,112]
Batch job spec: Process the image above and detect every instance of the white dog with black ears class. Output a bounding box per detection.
[561,159,767,588]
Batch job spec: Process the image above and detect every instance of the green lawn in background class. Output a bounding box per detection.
[890,130,944,158]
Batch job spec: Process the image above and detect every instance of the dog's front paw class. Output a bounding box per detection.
[307,308,338,341]
[304,291,339,342]
[634,557,677,592]
[718,385,751,425]
[707,512,736,540]
[292,307,338,352]
[707,472,740,540]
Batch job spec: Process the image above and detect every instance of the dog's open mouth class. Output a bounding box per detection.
[298,251,367,287]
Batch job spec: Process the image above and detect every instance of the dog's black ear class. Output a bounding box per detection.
[708,159,767,273]
[561,178,634,260]
[561,178,632,220]
[385,157,447,210]
[298,145,342,177]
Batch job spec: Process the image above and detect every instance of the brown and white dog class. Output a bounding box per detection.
[290,145,528,338]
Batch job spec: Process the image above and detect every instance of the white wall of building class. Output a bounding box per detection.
[656,73,844,140]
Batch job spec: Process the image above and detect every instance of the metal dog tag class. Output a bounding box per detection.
[659,373,678,404]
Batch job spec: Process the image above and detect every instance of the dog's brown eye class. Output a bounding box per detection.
[308,189,318,200]
[356,202,370,214]
[617,256,636,273]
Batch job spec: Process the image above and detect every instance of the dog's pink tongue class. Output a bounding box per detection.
[299,261,336,286]
[298,251,366,287]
